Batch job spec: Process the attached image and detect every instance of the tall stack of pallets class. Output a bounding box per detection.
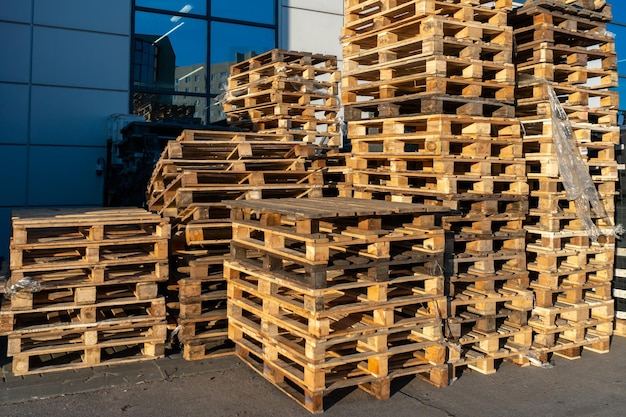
[341,0,533,375]
[223,49,342,148]
[224,197,448,413]
[510,0,619,360]
[146,129,332,360]
[0,208,169,375]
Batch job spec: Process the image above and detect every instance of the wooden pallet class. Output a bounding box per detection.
[513,0,612,22]
[7,259,168,288]
[350,185,528,212]
[149,172,326,217]
[343,0,513,39]
[223,93,339,116]
[344,93,516,120]
[447,322,532,375]
[10,239,169,271]
[344,26,512,69]
[228,114,339,133]
[228,273,447,412]
[516,80,619,109]
[516,62,615,87]
[529,297,614,331]
[154,139,317,163]
[0,296,166,334]
[150,170,325,208]
[234,331,447,413]
[352,168,528,195]
[10,208,168,244]
[527,245,614,275]
[9,323,166,376]
[350,135,522,159]
[343,53,515,86]
[513,21,613,51]
[348,114,521,141]
[228,49,338,77]
[521,118,620,144]
[342,73,515,110]
[5,281,163,311]
[227,72,340,99]
[531,278,612,308]
[527,187,616,218]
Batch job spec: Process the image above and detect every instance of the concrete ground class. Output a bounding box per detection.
[1,336,625,417]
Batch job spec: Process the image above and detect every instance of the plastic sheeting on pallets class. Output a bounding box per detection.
[542,77,619,241]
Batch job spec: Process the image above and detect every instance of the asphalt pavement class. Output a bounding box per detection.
[1,335,625,417]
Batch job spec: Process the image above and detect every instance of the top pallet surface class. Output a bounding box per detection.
[344,0,513,15]
[343,0,513,38]
[11,208,169,246]
[514,0,612,21]
[225,197,448,220]
[228,49,338,75]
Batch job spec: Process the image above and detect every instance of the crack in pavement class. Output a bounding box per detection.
[397,389,457,417]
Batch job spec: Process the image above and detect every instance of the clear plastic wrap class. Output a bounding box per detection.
[544,79,611,241]
[3,276,41,300]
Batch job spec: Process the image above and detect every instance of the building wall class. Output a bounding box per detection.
[0,0,132,259]
[278,0,343,58]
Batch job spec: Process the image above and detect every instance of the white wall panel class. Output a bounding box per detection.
[28,145,106,206]
[0,145,27,206]
[0,0,32,23]
[32,26,129,90]
[30,86,128,146]
[0,83,29,144]
[0,22,31,83]
[281,0,343,14]
[280,7,342,57]
[33,0,130,35]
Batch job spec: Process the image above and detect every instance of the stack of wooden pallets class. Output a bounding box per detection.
[146,129,341,360]
[224,197,448,413]
[510,0,618,360]
[223,49,342,147]
[341,0,533,375]
[0,208,169,375]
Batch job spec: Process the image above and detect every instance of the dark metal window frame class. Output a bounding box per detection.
[130,0,279,122]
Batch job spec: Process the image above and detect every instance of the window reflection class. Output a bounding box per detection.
[212,0,275,24]
[132,1,277,125]
[136,1,206,15]
[135,93,207,124]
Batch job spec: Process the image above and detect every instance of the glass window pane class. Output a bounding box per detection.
[209,21,275,95]
[134,11,207,92]
[133,93,207,124]
[135,0,205,15]
[211,0,275,24]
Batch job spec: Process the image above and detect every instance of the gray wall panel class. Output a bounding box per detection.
[33,0,130,35]
[0,0,33,23]
[0,22,31,83]
[0,145,27,206]
[30,85,127,146]
[28,145,106,206]
[0,83,29,144]
[32,26,129,90]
